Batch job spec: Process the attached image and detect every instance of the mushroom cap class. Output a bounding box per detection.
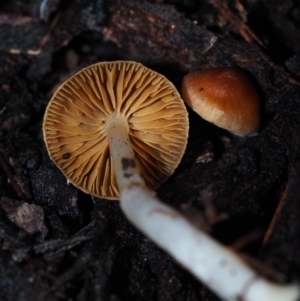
[43,61,189,200]
[181,67,260,135]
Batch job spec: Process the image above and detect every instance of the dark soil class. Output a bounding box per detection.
[0,0,300,300]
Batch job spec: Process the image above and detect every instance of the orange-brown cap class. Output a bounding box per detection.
[181,67,260,135]
[43,61,188,200]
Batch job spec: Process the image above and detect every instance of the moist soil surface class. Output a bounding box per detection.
[0,0,300,300]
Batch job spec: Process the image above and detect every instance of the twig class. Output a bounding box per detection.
[208,0,265,47]
[262,185,289,246]
[230,183,253,202]
[8,11,61,56]
[0,151,26,201]
[231,229,263,250]
[208,0,300,87]
[0,14,39,26]
[201,186,228,225]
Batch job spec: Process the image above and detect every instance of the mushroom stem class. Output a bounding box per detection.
[105,108,299,301]
[105,113,145,192]
[120,185,300,301]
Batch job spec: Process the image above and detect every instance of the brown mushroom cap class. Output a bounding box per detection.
[181,67,260,135]
[43,61,188,200]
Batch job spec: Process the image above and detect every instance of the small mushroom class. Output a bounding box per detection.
[43,61,189,199]
[181,67,260,136]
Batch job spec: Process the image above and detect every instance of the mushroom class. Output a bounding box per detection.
[181,67,260,136]
[43,61,299,301]
[43,60,189,199]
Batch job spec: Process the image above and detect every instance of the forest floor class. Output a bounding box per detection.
[0,0,299,300]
